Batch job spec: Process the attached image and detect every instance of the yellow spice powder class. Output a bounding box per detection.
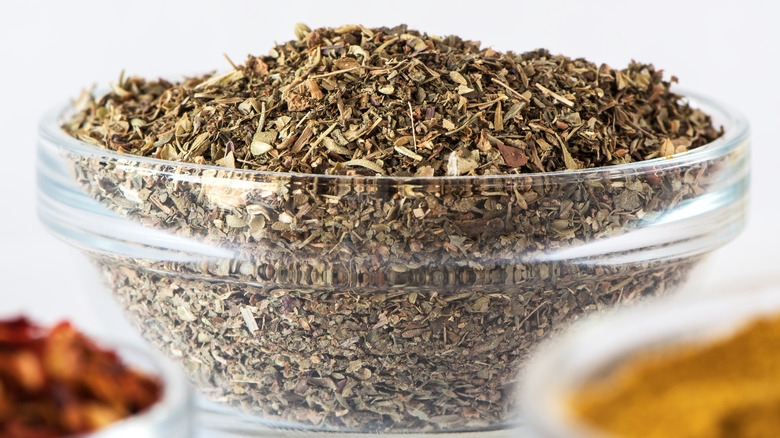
[569,314,780,438]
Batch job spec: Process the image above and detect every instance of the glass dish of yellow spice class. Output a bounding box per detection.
[521,284,780,438]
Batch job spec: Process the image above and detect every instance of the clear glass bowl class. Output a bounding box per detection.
[520,284,780,438]
[37,90,749,434]
[70,341,191,438]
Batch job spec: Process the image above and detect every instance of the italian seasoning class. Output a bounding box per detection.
[61,24,723,432]
[64,24,719,175]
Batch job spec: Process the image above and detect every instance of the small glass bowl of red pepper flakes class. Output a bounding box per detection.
[0,318,191,438]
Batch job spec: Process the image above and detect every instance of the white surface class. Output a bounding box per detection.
[1,0,778,436]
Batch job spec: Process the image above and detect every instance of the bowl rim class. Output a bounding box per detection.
[521,285,780,438]
[39,88,749,184]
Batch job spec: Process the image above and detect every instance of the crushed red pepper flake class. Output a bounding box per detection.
[0,318,162,438]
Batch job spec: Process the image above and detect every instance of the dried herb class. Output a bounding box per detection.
[92,256,698,432]
[63,24,720,176]
[57,24,733,432]
[0,318,162,437]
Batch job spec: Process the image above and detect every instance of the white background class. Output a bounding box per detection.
[1,0,778,433]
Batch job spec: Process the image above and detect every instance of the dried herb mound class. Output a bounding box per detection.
[64,24,720,177]
[0,318,162,437]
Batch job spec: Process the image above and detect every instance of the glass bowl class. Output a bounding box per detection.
[520,283,780,438]
[37,90,748,434]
